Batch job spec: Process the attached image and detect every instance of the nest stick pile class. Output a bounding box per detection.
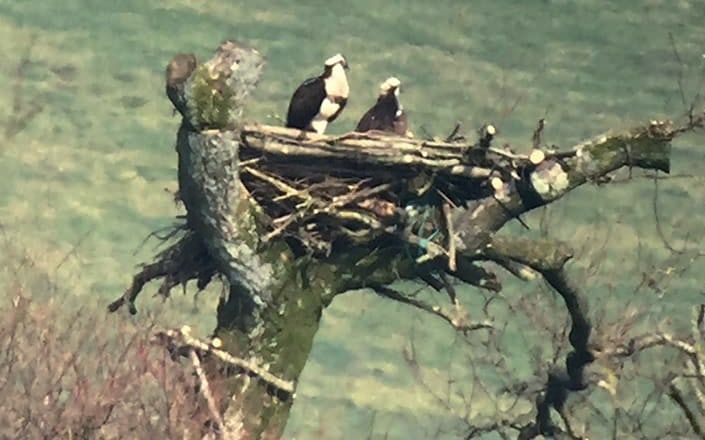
[168,42,555,257]
[237,124,549,256]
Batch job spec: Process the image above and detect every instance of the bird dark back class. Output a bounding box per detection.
[285,77,326,130]
[356,92,399,132]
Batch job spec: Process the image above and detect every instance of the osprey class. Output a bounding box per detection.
[355,76,410,136]
[286,54,350,134]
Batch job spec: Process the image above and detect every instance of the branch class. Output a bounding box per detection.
[594,327,705,439]
[482,236,573,272]
[668,383,705,440]
[517,269,593,437]
[452,119,681,256]
[240,124,487,178]
[372,285,493,334]
[604,331,705,396]
[189,349,226,435]
[107,230,215,314]
[542,270,591,354]
[153,327,295,396]
[484,249,591,439]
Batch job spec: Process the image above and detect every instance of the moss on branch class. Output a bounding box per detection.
[451,119,680,260]
[483,236,573,272]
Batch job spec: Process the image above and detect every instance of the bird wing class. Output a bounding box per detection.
[355,103,379,132]
[356,94,398,132]
[327,97,347,123]
[286,77,326,130]
[393,111,409,136]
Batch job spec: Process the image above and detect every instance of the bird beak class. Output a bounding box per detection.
[344,63,350,71]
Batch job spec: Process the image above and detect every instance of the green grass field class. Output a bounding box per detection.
[1,1,704,438]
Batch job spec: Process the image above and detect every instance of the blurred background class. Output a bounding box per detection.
[0,1,704,438]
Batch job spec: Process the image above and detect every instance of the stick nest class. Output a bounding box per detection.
[237,124,541,256]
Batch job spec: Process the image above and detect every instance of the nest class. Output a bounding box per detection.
[237,124,546,257]
[165,42,551,258]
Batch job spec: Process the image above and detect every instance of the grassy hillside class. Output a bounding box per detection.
[1,1,704,438]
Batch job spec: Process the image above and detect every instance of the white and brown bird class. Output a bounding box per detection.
[286,54,350,134]
[355,76,410,136]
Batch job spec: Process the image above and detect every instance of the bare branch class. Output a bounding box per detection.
[153,328,295,395]
[108,231,215,314]
[668,382,705,440]
[373,285,493,334]
[189,349,226,436]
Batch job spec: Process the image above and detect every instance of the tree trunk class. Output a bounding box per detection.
[210,247,409,438]
[176,111,415,436]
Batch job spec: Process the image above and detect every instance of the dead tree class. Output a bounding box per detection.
[107,40,704,439]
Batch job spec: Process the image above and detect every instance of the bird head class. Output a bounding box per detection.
[324,53,349,70]
[379,76,401,96]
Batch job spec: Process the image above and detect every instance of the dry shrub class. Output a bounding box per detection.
[0,242,215,439]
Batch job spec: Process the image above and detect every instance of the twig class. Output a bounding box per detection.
[154,328,296,395]
[610,332,705,387]
[668,32,688,112]
[132,221,188,256]
[189,349,226,435]
[445,122,462,142]
[329,182,392,210]
[532,118,546,149]
[54,228,93,271]
[667,382,705,439]
[442,202,457,272]
[321,209,384,229]
[243,166,308,201]
[492,194,531,230]
[404,230,449,264]
[372,285,493,334]
[651,175,705,257]
[262,213,299,242]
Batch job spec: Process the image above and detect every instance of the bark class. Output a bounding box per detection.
[107,40,703,439]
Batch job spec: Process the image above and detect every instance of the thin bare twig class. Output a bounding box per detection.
[373,285,493,334]
[154,328,295,395]
[443,202,457,272]
[190,350,225,428]
[668,382,705,439]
